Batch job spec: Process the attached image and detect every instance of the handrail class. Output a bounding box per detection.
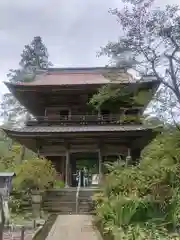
[30,114,120,121]
[76,171,81,214]
[26,114,142,126]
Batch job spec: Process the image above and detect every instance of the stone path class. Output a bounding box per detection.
[45,215,102,240]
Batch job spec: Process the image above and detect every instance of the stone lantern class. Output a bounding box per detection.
[31,190,43,219]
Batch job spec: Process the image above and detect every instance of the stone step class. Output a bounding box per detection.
[79,203,94,212]
[45,195,76,202]
[45,191,76,198]
[78,196,92,201]
[43,201,77,213]
[43,200,94,214]
[43,189,97,214]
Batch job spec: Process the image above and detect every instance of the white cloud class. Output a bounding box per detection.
[0,0,179,98]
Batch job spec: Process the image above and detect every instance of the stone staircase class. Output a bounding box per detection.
[78,189,95,214]
[43,189,76,214]
[43,188,99,214]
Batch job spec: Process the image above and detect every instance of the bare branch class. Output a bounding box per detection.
[142,47,177,93]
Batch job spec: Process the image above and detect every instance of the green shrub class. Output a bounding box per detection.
[13,158,57,192]
[53,179,64,188]
[9,191,31,214]
[9,195,22,213]
[94,160,180,239]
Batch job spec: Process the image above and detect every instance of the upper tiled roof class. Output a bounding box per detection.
[4,67,157,87]
[23,72,111,85]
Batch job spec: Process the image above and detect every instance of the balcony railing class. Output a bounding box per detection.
[26,114,141,126]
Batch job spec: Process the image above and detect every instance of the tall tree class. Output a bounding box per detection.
[1,36,52,122]
[19,36,51,73]
[1,36,52,162]
[91,0,180,122]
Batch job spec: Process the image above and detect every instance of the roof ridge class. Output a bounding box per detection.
[47,72,101,75]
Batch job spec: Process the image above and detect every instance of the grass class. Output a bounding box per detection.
[93,217,114,240]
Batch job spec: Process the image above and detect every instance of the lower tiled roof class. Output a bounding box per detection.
[2,125,159,133]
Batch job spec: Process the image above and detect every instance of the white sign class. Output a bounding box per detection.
[92,174,99,185]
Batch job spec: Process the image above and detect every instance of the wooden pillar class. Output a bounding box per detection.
[98,149,102,183]
[65,149,70,188]
[37,149,40,159]
[125,148,132,167]
[127,148,131,157]
[36,138,41,158]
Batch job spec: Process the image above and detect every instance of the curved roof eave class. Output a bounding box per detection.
[1,125,162,153]
[1,125,162,136]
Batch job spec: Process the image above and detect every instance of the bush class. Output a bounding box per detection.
[94,160,180,239]
[53,179,65,188]
[13,158,57,192]
[9,195,22,213]
[94,128,180,239]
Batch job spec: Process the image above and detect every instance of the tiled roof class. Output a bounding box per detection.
[23,72,111,85]
[4,67,157,87]
[2,125,158,134]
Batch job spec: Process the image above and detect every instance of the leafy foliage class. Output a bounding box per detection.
[94,127,180,239]
[89,85,131,110]
[13,158,56,192]
[98,0,180,121]
[89,83,153,112]
[54,180,65,189]
[0,135,56,192]
[0,139,36,170]
[0,135,57,213]
[19,36,52,71]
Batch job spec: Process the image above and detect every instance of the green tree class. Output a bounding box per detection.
[1,36,52,122]
[91,0,180,121]
[13,158,56,192]
[94,127,180,239]
[1,36,52,162]
[19,36,52,72]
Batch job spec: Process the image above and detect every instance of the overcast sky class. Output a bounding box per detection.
[0,0,179,95]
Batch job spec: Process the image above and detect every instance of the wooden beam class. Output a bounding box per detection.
[65,148,70,188]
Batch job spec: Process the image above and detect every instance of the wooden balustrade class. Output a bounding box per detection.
[26,114,141,126]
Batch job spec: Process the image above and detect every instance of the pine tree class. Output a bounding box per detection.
[19,36,51,73]
[1,36,52,162]
[1,36,52,121]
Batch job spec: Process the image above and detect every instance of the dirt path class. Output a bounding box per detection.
[45,215,102,240]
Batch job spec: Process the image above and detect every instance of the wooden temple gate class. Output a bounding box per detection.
[40,143,130,187]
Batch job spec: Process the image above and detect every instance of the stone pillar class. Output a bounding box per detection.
[98,149,102,183]
[65,149,70,188]
[125,148,132,167]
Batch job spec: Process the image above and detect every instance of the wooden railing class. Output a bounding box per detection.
[26,114,141,126]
